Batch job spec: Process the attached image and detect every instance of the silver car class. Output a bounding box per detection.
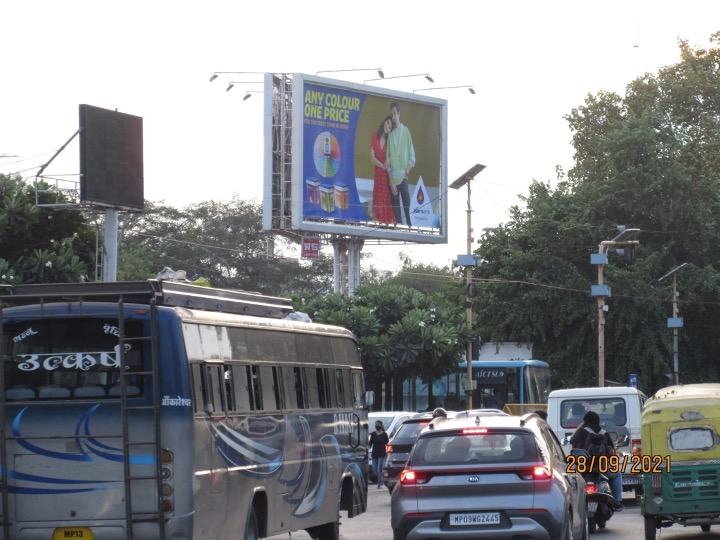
[390,413,588,540]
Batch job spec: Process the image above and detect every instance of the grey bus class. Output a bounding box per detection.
[0,280,371,539]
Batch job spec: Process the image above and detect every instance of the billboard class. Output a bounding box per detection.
[263,73,448,243]
[79,104,144,210]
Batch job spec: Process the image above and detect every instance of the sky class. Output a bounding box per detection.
[2,1,719,276]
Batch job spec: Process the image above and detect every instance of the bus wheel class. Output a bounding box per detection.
[245,506,259,540]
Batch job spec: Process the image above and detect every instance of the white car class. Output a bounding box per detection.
[369,411,415,440]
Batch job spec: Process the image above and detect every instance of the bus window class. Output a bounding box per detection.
[245,329,275,361]
[281,366,297,410]
[194,364,222,415]
[305,367,320,409]
[227,326,249,359]
[230,365,251,412]
[198,326,223,360]
[191,363,204,414]
[331,337,360,366]
[293,367,306,409]
[335,369,346,407]
[206,365,224,414]
[324,368,337,407]
[223,367,236,412]
[271,366,285,410]
[4,318,145,401]
[272,331,297,363]
[245,365,262,411]
[316,368,328,408]
[351,371,365,408]
[259,366,279,411]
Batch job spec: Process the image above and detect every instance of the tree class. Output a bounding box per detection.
[118,197,336,297]
[473,35,720,394]
[0,174,92,284]
[304,283,471,410]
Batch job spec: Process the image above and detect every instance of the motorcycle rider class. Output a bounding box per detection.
[570,410,624,511]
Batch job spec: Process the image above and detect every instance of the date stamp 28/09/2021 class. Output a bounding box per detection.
[565,454,671,475]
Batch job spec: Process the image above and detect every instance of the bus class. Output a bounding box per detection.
[457,359,551,414]
[0,280,371,540]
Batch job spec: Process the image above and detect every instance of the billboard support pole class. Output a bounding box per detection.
[102,208,118,282]
[332,237,347,295]
[348,239,364,296]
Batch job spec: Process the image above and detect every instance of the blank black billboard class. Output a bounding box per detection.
[79,104,144,210]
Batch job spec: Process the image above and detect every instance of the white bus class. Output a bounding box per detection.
[0,280,371,539]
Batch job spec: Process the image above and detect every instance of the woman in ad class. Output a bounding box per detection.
[369,115,396,224]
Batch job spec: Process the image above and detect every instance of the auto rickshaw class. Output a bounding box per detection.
[641,383,720,540]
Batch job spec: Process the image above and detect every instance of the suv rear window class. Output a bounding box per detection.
[412,431,538,465]
[394,420,431,439]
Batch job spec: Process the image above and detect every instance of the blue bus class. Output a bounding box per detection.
[457,359,551,414]
[0,280,371,539]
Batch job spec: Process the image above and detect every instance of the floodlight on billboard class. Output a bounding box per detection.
[262,73,448,244]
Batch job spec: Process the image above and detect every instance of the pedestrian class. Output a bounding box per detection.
[369,419,389,489]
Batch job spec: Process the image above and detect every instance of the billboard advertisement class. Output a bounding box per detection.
[263,73,448,243]
[79,104,144,210]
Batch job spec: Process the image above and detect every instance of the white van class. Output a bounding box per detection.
[546,386,647,498]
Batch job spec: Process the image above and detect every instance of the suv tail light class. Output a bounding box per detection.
[518,466,552,481]
[399,469,431,485]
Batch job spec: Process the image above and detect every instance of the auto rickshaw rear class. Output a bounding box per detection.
[641,383,720,540]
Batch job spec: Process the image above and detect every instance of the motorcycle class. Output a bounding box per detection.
[570,448,616,533]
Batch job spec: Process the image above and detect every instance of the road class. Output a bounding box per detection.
[267,490,720,539]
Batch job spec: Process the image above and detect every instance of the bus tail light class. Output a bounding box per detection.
[161,449,174,514]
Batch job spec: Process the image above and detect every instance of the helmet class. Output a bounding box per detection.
[432,407,447,419]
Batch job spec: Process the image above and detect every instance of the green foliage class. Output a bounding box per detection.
[0,174,91,283]
[304,284,471,408]
[474,35,720,394]
[117,197,335,297]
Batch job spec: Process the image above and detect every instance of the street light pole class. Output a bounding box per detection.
[658,263,688,385]
[450,164,486,409]
[464,179,474,407]
[591,228,640,387]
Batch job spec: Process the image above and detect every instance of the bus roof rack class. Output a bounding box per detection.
[0,280,294,319]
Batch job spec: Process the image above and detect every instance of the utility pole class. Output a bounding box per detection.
[591,227,640,387]
[658,263,688,385]
[450,164,486,409]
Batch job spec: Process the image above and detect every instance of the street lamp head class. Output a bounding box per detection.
[226,83,234,92]
[450,164,486,189]
[413,85,475,94]
[364,73,434,84]
[658,262,690,282]
[315,68,384,79]
[209,74,219,82]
